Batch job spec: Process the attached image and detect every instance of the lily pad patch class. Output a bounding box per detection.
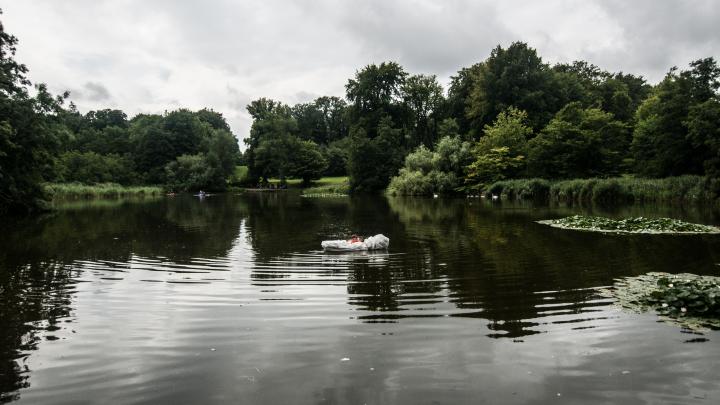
[538,215,720,234]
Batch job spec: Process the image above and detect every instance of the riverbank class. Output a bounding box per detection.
[44,183,164,200]
[484,176,720,204]
[242,176,350,196]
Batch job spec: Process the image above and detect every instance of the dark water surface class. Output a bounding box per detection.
[2,194,720,404]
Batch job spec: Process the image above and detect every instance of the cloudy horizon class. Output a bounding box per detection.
[4,0,720,141]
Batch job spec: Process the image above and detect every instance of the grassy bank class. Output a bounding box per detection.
[45,183,164,200]
[484,176,720,204]
[301,177,350,197]
[264,176,349,188]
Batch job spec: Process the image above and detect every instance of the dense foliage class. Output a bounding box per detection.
[0,10,241,214]
[0,11,67,214]
[387,135,472,196]
[243,40,717,195]
[3,2,720,213]
[486,175,720,204]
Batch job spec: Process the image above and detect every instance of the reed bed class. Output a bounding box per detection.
[484,176,720,204]
[45,183,164,200]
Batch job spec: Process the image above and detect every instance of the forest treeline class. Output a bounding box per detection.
[2,7,720,214]
[246,42,720,197]
[0,12,240,214]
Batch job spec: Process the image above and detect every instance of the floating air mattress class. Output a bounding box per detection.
[321,234,390,252]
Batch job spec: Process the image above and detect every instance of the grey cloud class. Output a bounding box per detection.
[338,1,511,76]
[227,85,252,112]
[592,0,720,80]
[83,81,111,101]
[4,0,720,142]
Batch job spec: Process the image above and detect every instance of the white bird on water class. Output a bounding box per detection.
[492,194,499,201]
[433,193,438,198]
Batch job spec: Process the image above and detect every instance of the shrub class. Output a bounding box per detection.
[387,136,472,196]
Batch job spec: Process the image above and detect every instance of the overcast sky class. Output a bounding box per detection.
[4,0,720,141]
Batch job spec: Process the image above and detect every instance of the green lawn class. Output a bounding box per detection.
[231,166,249,184]
[267,176,349,188]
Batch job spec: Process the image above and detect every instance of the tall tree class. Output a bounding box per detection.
[446,64,482,137]
[401,74,445,148]
[527,102,628,179]
[348,116,404,192]
[631,58,720,177]
[345,62,407,137]
[195,108,232,132]
[467,42,563,133]
[0,10,66,214]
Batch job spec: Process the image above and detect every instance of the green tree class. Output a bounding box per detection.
[55,151,136,185]
[129,109,212,183]
[204,129,240,189]
[288,139,328,184]
[553,61,651,123]
[388,135,472,196]
[467,42,563,133]
[244,98,295,182]
[687,99,720,177]
[247,106,297,182]
[164,154,210,192]
[195,108,231,131]
[465,147,525,190]
[85,109,128,130]
[475,107,533,155]
[527,102,628,179]
[345,62,407,137]
[322,137,351,176]
[348,117,404,192]
[314,96,349,143]
[446,64,482,136]
[401,74,445,148]
[631,58,720,177]
[0,11,66,214]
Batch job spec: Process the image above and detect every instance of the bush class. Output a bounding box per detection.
[544,175,717,204]
[387,169,434,196]
[387,136,472,196]
[165,154,215,192]
[484,178,550,200]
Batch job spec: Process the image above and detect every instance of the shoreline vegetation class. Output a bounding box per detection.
[3,4,720,216]
[538,215,720,234]
[45,183,164,201]
[482,176,720,205]
[300,177,350,197]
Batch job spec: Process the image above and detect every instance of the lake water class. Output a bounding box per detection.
[1,193,720,404]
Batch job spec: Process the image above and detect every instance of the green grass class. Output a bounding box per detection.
[45,183,164,200]
[265,176,349,189]
[311,176,349,186]
[484,176,720,204]
[230,166,249,185]
[302,184,350,197]
[301,177,350,197]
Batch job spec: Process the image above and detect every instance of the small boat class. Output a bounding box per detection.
[321,234,390,252]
